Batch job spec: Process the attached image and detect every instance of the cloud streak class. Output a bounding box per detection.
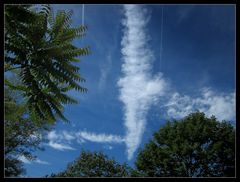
[98,53,112,90]
[166,88,236,121]
[18,156,50,165]
[48,141,76,151]
[118,5,167,160]
[47,131,76,151]
[76,131,124,143]
[18,156,31,164]
[35,159,51,165]
[46,130,124,151]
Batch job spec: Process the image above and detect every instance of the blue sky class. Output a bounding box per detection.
[19,4,235,177]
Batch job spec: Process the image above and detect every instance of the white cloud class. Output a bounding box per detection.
[99,53,112,90]
[166,92,195,119]
[166,88,236,121]
[48,141,76,151]
[18,156,50,165]
[47,131,76,151]
[118,5,167,160]
[76,131,124,143]
[47,131,58,141]
[46,130,124,151]
[47,130,75,142]
[76,137,85,144]
[35,159,50,165]
[18,156,31,164]
[62,131,75,141]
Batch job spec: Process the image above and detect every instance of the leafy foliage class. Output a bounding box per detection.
[135,112,235,177]
[5,4,89,123]
[48,151,131,177]
[4,86,51,177]
[5,157,26,177]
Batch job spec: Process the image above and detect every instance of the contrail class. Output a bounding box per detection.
[82,4,85,26]
[159,6,164,72]
[82,4,85,45]
[118,5,167,160]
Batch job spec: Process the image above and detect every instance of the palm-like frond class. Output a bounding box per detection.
[5,5,90,123]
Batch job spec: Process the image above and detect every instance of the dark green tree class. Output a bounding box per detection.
[49,151,131,177]
[4,157,26,177]
[4,86,51,177]
[135,112,235,177]
[4,4,89,123]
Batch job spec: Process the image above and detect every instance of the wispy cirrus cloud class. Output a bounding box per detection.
[18,156,32,164]
[48,141,76,151]
[34,159,51,165]
[118,5,167,160]
[76,131,124,143]
[18,156,50,165]
[165,88,236,121]
[98,53,113,90]
[46,130,124,151]
[47,130,75,143]
[47,131,76,151]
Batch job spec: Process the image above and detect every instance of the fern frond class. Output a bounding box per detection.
[5,5,90,124]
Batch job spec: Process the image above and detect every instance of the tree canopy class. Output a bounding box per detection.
[4,4,89,177]
[135,112,235,177]
[4,86,51,177]
[49,151,131,177]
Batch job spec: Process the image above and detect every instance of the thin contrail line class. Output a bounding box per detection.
[159,6,164,72]
[82,4,85,26]
[82,4,85,45]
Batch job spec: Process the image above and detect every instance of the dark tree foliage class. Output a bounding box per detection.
[4,86,51,177]
[135,112,235,177]
[4,157,26,177]
[48,151,131,177]
[4,4,90,123]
